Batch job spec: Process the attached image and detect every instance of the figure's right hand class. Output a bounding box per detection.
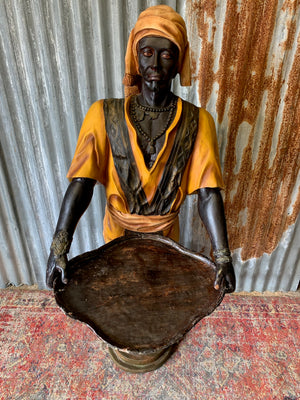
[46,250,68,289]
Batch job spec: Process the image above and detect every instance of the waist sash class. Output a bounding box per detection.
[107,203,179,233]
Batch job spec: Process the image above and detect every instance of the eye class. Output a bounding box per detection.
[141,47,153,57]
[161,51,173,60]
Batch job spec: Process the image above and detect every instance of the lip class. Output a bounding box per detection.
[147,74,162,81]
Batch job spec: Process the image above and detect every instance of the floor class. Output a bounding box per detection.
[0,288,299,400]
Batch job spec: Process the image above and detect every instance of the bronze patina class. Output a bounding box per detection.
[47,5,235,372]
[54,234,225,372]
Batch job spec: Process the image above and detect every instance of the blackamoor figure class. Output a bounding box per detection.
[46,5,235,294]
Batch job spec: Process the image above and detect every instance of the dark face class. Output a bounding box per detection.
[138,36,179,93]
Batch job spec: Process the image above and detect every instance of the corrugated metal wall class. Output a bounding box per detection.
[0,0,299,291]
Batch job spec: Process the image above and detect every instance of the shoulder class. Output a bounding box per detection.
[180,98,214,119]
[86,98,125,112]
[103,98,125,104]
[101,98,126,117]
[180,98,199,112]
[88,99,104,110]
[198,108,216,133]
[180,99,215,129]
[82,98,126,124]
[83,100,104,121]
[103,98,125,107]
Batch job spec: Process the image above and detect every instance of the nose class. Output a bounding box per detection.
[150,51,159,70]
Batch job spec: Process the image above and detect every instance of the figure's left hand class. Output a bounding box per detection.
[214,261,236,293]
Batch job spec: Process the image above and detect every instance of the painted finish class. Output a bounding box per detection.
[0,0,299,290]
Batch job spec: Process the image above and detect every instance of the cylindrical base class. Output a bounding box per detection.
[108,346,175,373]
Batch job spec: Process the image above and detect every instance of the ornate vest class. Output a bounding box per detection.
[103,98,199,215]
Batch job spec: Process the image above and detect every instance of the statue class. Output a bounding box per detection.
[46,5,235,295]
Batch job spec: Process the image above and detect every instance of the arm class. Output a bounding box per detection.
[46,177,96,288]
[197,187,236,293]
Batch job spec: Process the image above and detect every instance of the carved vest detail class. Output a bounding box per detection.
[103,98,199,215]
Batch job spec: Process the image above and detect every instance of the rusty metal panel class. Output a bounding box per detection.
[0,0,299,291]
[183,0,300,291]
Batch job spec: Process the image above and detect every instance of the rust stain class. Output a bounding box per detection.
[190,48,198,81]
[186,0,300,260]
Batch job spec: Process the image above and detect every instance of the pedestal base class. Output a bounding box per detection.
[108,346,175,373]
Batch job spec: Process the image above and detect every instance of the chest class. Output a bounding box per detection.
[103,97,199,215]
[129,98,177,169]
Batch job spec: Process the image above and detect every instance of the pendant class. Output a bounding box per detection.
[135,108,145,122]
[147,111,160,120]
[148,142,156,154]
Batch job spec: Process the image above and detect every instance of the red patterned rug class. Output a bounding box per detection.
[0,289,299,400]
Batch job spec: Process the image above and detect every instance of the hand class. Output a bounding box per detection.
[46,229,72,288]
[46,250,68,288]
[214,261,236,293]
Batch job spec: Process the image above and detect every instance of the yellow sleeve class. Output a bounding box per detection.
[67,100,108,185]
[184,108,224,194]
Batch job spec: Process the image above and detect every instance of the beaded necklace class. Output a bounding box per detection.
[130,95,177,155]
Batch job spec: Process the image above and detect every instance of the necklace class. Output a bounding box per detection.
[130,95,177,155]
[135,97,177,119]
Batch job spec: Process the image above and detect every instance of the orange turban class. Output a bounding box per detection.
[123,5,191,97]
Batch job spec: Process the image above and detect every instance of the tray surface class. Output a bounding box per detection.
[54,234,225,353]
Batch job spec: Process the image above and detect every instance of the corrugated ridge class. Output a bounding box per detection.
[0,0,299,291]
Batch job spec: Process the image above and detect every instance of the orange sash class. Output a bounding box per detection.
[107,203,179,233]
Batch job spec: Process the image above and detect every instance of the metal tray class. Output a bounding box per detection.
[54,233,225,353]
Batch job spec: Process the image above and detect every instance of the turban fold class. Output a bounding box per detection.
[123,5,191,97]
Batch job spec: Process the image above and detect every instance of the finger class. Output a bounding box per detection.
[46,268,59,289]
[46,274,54,289]
[225,279,235,293]
[55,255,68,285]
[214,270,224,290]
[225,272,236,293]
[60,267,68,285]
